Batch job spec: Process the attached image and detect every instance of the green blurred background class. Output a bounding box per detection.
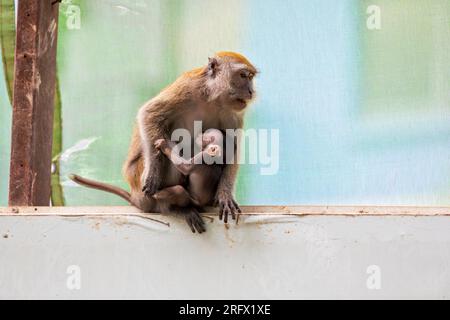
[1,0,449,206]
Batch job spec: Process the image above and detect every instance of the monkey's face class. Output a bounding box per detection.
[196,129,224,150]
[195,133,213,149]
[227,67,256,111]
[206,56,256,111]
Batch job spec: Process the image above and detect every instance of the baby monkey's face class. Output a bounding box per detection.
[205,144,221,158]
[196,129,224,158]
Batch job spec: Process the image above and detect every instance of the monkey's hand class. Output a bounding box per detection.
[142,160,163,197]
[215,190,241,224]
[154,138,168,152]
[142,175,160,197]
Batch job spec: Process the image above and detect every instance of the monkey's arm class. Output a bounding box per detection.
[215,134,241,223]
[137,100,174,197]
[155,139,205,176]
[215,162,241,223]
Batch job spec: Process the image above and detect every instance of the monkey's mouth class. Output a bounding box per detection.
[235,98,247,108]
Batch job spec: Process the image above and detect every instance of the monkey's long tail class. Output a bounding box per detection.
[69,174,171,227]
[69,174,132,205]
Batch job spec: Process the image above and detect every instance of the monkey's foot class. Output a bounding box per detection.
[216,193,242,224]
[183,208,206,233]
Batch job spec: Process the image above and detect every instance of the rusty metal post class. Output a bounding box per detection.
[8,0,59,206]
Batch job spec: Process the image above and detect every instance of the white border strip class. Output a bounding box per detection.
[0,206,448,216]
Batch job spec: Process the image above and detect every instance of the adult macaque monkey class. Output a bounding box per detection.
[129,52,256,215]
[71,52,257,233]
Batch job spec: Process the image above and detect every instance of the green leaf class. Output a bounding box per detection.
[0,0,15,105]
[51,76,66,206]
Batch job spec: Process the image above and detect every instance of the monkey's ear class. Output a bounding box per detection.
[207,57,219,77]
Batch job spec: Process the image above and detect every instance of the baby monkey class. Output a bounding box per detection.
[153,129,234,222]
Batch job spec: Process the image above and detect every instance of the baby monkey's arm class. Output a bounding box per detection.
[154,139,205,176]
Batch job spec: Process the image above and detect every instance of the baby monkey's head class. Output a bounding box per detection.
[195,129,224,158]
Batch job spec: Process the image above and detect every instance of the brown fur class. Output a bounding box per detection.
[71,52,256,231]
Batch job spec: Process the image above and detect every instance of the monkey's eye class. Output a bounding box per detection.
[240,72,248,79]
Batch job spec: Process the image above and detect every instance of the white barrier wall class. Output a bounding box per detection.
[1,209,450,299]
